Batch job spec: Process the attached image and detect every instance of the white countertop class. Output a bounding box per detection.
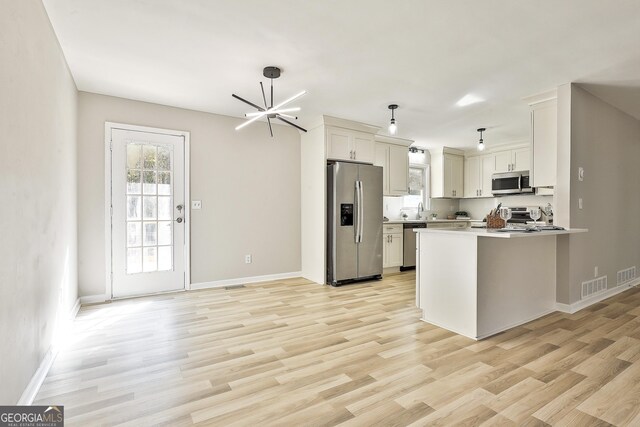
[414,227,588,238]
[383,219,472,224]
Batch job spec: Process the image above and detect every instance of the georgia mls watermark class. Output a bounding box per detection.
[0,406,64,427]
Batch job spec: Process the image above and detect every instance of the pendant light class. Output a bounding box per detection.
[477,128,486,151]
[388,104,398,135]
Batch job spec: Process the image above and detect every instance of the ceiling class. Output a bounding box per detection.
[43,0,640,149]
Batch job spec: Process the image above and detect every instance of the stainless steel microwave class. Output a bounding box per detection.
[492,171,533,195]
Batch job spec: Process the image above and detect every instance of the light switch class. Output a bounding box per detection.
[578,167,584,181]
[578,198,583,209]
[191,200,202,210]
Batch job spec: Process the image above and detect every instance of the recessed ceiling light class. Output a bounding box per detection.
[456,94,484,107]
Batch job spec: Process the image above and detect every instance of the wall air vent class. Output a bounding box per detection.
[617,267,637,286]
[581,276,608,299]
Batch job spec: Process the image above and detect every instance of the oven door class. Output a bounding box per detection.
[492,172,521,195]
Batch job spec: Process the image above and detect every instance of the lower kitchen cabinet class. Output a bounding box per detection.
[383,224,403,268]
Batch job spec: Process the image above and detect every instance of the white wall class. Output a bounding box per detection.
[77,92,301,297]
[558,84,640,304]
[0,1,78,404]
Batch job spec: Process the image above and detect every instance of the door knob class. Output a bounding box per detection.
[176,217,183,223]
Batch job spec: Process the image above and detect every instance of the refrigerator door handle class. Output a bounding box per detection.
[355,180,363,243]
[359,180,364,242]
[354,181,360,243]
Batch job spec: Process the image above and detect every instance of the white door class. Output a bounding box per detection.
[110,128,186,298]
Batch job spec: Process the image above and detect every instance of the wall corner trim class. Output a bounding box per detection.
[17,297,81,405]
[191,271,303,290]
[556,279,640,314]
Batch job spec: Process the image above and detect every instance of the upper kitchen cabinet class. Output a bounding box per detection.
[327,127,375,163]
[374,135,413,196]
[525,90,558,188]
[430,147,464,198]
[494,147,530,173]
[464,155,496,198]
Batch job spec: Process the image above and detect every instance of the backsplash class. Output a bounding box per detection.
[459,195,553,220]
[383,196,460,220]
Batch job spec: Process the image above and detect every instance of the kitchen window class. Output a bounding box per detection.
[403,165,430,210]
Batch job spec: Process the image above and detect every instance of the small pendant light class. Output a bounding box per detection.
[388,104,398,135]
[477,127,486,151]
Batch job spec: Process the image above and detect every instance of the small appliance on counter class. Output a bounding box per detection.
[455,211,471,220]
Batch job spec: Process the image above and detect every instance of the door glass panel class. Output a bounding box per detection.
[143,222,157,246]
[157,197,172,220]
[158,246,172,271]
[127,222,142,247]
[143,196,157,220]
[158,172,171,195]
[143,145,156,169]
[143,171,157,194]
[157,147,171,170]
[126,141,174,275]
[127,144,142,169]
[143,247,157,272]
[127,248,142,274]
[127,196,141,220]
[157,221,172,245]
[127,170,141,194]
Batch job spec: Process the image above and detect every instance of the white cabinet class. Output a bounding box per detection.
[430,148,464,198]
[465,155,494,198]
[494,148,530,173]
[374,141,409,196]
[530,98,557,187]
[464,156,481,198]
[513,147,530,172]
[481,155,495,197]
[383,224,403,268]
[327,127,374,164]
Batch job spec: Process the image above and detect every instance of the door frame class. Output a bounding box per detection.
[104,122,191,300]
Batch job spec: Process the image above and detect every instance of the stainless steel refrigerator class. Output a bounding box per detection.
[327,162,383,286]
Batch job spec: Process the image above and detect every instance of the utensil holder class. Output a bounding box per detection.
[486,214,506,229]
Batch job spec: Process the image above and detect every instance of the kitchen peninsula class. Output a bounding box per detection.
[415,227,587,340]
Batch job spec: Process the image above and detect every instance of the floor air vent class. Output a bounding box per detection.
[617,267,637,286]
[224,284,246,290]
[581,276,608,299]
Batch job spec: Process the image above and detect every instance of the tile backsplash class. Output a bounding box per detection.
[383,196,460,220]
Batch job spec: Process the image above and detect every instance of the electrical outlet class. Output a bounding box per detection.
[595,266,598,277]
[245,254,252,264]
[578,198,583,209]
[578,167,584,181]
[191,200,202,210]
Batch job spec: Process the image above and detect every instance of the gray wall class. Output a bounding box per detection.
[0,1,78,403]
[77,92,302,297]
[557,84,640,304]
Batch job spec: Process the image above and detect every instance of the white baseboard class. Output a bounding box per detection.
[18,297,81,405]
[476,308,557,340]
[191,271,302,290]
[69,298,81,319]
[79,294,108,305]
[17,347,56,405]
[556,279,640,314]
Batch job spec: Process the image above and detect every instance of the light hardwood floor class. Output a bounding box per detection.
[35,272,640,426]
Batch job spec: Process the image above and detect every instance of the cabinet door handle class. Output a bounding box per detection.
[353,151,356,159]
